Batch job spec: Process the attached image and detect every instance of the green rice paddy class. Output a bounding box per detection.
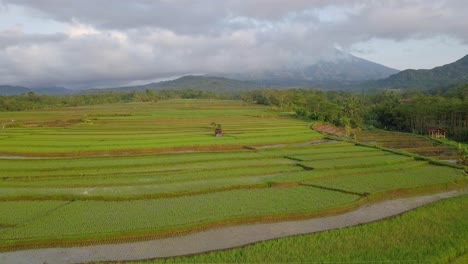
[0,99,466,251]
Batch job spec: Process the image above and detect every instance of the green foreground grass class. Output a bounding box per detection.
[139,195,468,264]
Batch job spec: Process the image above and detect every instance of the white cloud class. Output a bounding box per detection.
[65,23,100,38]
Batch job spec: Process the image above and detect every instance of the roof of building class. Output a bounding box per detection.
[427,127,447,132]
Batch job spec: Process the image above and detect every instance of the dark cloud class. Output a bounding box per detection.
[3,0,338,33]
[0,0,467,88]
[341,1,468,43]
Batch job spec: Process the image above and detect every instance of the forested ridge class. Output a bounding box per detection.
[368,54,468,89]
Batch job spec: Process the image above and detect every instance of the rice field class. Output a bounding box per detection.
[0,99,466,251]
[356,130,460,161]
[148,195,468,264]
[0,100,317,156]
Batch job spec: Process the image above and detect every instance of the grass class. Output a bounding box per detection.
[137,195,468,264]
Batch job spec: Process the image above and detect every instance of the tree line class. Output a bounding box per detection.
[0,89,233,111]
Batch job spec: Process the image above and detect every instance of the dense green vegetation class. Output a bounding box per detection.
[369,90,468,141]
[241,87,468,142]
[147,195,468,264]
[0,100,465,251]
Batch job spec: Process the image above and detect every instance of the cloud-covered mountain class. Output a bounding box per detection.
[215,50,399,87]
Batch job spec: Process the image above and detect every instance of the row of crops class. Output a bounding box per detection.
[0,100,466,251]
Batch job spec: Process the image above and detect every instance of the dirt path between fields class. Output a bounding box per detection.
[1,190,466,264]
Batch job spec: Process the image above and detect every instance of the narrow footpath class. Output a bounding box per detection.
[1,190,466,264]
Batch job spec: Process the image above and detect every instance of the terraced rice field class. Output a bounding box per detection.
[0,99,466,252]
[356,130,460,162]
[0,100,315,156]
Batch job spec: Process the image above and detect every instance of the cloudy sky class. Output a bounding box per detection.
[0,0,467,88]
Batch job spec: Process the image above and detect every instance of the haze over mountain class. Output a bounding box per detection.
[367,54,468,90]
[84,52,399,93]
[0,51,399,95]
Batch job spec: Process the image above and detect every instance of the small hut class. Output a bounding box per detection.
[214,127,223,137]
[427,127,446,139]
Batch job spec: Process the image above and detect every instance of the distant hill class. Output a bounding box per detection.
[0,85,75,96]
[1,77,257,96]
[368,54,468,89]
[88,75,259,93]
[33,87,74,95]
[146,75,258,92]
[0,85,30,95]
[216,50,399,88]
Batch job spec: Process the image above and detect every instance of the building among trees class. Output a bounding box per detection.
[427,127,447,139]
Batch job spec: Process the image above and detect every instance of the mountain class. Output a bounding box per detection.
[215,50,399,88]
[369,54,468,89]
[0,85,30,95]
[1,50,399,94]
[303,54,399,82]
